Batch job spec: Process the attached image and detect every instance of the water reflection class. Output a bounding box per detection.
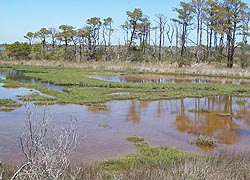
[123,96,250,145]
[174,97,240,145]
[1,95,250,163]
[0,83,39,101]
[91,74,250,84]
[0,68,63,91]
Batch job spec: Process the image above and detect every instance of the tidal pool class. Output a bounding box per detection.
[0,68,63,91]
[91,74,250,84]
[1,94,250,164]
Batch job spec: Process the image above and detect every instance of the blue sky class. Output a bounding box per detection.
[1,0,183,44]
[1,0,250,44]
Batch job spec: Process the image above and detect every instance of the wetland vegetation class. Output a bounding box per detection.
[2,64,250,107]
[2,0,250,178]
[0,99,22,112]
[1,62,250,179]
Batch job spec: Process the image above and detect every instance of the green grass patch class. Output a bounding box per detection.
[98,124,110,128]
[126,135,145,143]
[1,64,250,105]
[99,140,200,175]
[188,108,211,113]
[193,135,216,147]
[0,99,22,112]
[17,92,57,105]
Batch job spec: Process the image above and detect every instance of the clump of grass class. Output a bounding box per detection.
[86,103,110,112]
[98,124,110,128]
[126,135,145,143]
[99,141,195,175]
[1,81,22,88]
[17,93,57,106]
[0,99,22,112]
[216,113,232,117]
[193,134,216,147]
[189,108,211,113]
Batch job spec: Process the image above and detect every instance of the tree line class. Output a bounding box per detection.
[4,0,250,68]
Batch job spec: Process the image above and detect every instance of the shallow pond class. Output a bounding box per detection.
[0,68,63,91]
[1,68,250,164]
[1,90,250,164]
[91,74,250,84]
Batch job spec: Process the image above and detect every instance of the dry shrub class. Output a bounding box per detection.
[118,152,250,180]
[10,104,84,180]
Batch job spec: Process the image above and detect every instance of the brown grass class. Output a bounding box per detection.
[118,153,250,180]
[3,152,250,179]
[2,60,250,78]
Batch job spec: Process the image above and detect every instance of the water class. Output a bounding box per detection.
[0,83,40,101]
[0,68,63,91]
[1,68,250,163]
[1,94,250,164]
[91,74,250,84]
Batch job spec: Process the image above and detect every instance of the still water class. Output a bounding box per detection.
[1,93,250,164]
[1,68,250,163]
[0,68,63,91]
[91,74,250,84]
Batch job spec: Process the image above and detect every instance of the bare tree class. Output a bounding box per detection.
[11,104,83,180]
[166,24,175,63]
[155,14,168,63]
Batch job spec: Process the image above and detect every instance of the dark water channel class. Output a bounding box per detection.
[1,94,250,164]
[0,68,63,91]
[91,74,250,84]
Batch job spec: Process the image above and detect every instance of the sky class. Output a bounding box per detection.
[1,0,183,44]
[1,0,250,44]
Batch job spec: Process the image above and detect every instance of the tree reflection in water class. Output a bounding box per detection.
[173,96,250,145]
[124,96,250,146]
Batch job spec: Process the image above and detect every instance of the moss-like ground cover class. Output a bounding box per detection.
[99,137,202,175]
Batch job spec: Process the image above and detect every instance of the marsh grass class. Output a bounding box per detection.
[17,92,57,105]
[193,135,216,147]
[188,108,211,113]
[1,80,22,88]
[115,152,250,180]
[3,60,250,78]
[2,64,250,106]
[126,135,145,143]
[98,142,193,176]
[3,145,250,179]
[0,99,22,112]
[216,113,232,117]
[98,124,110,128]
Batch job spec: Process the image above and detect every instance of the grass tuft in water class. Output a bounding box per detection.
[98,124,110,128]
[188,108,211,113]
[193,134,216,147]
[126,135,145,143]
[17,93,57,106]
[0,99,22,112]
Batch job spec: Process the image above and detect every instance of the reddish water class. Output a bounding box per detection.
[1,95,250,164]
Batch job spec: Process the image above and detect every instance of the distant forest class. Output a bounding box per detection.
[2,0,250,68]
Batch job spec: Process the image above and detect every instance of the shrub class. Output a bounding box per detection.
[194,134,216,147]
